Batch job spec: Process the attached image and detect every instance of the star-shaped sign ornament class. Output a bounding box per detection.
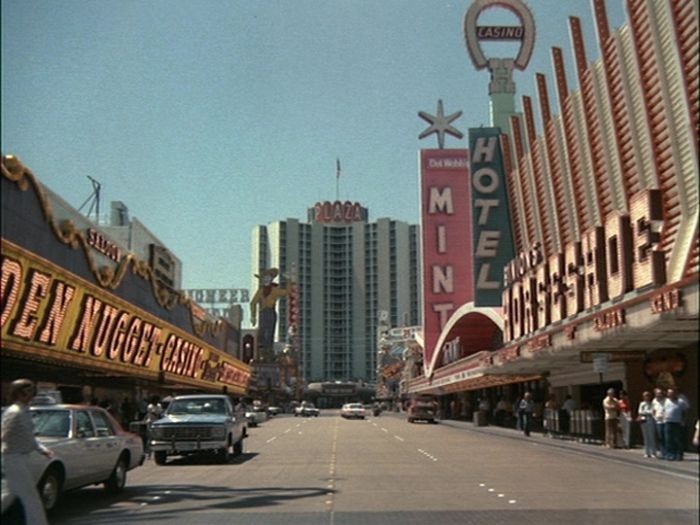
[418,99,464,149]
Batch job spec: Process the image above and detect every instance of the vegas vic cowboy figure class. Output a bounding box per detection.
[250,268,295,360]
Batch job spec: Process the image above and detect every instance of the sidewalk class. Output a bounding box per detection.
[439,416,699,478]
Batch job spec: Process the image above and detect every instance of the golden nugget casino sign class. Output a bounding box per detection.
[1,156,250,393]
[1,245,249,391]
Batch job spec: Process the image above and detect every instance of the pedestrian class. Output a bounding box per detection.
[637,391,656,458]
[677,389,691,460]
[494,397,511,427]
[120,396,134,426]
[478,397,491,423]
[602,388,620,448]
[518,392,535,436]
[663,387,688,460]
[561,394,577,435]
[142,403,162,459]
[1,379,54,525]
[544,395,559,437]
[651,388,666,458]
[513,395,523,430]
[618,390,632,449]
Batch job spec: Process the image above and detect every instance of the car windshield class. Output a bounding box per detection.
[347,404,363,409]
[31,410,71,437]
[167,399,226,415]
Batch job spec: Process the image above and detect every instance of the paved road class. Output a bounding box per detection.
[45,411,697,525]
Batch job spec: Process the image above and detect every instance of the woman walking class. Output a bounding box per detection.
[637,391,656,458]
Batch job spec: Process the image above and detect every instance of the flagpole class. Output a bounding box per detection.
[336,158,340,201]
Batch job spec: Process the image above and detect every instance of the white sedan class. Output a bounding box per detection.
[1,404,144,514]
[245,406,268,427]
[340,403,366,419]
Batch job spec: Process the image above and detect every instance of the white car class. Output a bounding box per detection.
[245,406,268,427]
[1,404,144,514]
[340,403,366,419]
[294,402,320,417]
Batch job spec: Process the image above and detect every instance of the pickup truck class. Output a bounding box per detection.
[149,394,246,465]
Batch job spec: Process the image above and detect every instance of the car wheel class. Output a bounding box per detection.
[154,451,168,465]
[105,454,128,493]
[38,466,63,512]
[219,439,232,463]
[233,438,243,456]
[408,418,414,423]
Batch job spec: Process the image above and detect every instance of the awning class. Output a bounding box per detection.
[411,373,542,395]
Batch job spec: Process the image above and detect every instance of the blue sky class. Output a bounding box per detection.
[2,0,626,298]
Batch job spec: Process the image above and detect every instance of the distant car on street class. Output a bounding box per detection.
[245,405,269,427]
[149,394,246,465]
[1,404,144,515]
[341,403,366,419]
[294,402,320,417]
[267,406,282,416]
[407,395,438,424]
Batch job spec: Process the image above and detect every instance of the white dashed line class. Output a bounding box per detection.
[394,435,404,442]
[266,436,277,443]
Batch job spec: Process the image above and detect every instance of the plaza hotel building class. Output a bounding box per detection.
[251,201,421,385]
[408,0,698,423]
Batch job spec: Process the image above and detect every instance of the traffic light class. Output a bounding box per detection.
[242,334,255,363]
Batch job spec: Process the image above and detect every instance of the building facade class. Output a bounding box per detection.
[1,155,250,418]
[252,200,421,384]
[408,0,698,436]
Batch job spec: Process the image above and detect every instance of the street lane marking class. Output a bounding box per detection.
[381,428,388,433]
[509,500,517,504]
[266,436,277,443]
[417,448,439,461]
[394,435,404,441]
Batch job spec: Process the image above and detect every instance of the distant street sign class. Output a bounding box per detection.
[592,353,610,374]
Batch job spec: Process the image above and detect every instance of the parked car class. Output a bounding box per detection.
[1,404,144,514]
[294,402,320,417]
[149,394,246,465]
[267,406,282,416]
[245,405,268,427]
[341,403,366,419]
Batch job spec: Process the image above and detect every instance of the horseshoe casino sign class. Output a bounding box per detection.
[464,0,536,94]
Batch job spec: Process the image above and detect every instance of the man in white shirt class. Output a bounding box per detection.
[1,379,54,525]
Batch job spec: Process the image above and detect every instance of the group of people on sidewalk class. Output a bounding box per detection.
[603,387,697,460]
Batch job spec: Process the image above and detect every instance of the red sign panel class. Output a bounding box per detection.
[420,149,474,374]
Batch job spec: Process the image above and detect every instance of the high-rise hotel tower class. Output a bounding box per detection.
[251,200,421,383]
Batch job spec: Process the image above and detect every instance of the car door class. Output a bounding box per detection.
[88,409,122,479]
[72,410,102,488]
